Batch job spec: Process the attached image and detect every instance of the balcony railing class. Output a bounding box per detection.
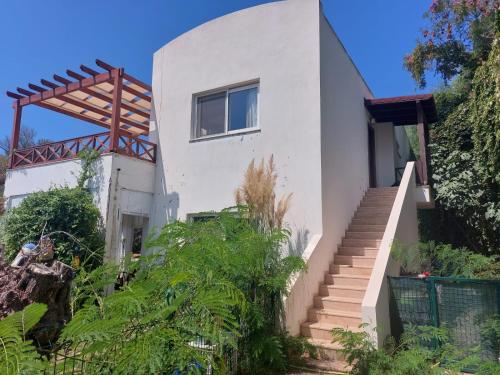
[10,132,156,169]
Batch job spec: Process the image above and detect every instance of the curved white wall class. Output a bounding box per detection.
[149,0,323,245]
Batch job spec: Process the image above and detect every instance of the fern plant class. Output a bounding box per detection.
[331,324,500,375]
[0,303,48,375]
[61,207,305,374]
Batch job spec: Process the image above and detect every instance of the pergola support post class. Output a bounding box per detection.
[8,102,22,169]
[416,100,429,185]
[109,68,124,153]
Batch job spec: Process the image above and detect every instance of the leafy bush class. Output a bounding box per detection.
[392,241,499,279]
[60,207,306,374]
[422,37,500,254]
[332,325,500,375]
[0,303,48,375]
[1,187,104,270]
[151,207,307,373]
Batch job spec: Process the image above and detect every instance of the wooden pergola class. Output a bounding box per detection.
[365,94,438,186]
[6,59,156,168]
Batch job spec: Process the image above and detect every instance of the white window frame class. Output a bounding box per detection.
[191,82,260,140]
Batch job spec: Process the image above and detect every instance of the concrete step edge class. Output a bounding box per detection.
[303,316,362,327]
[323,284,367,291]
[328,273,371,279]
[315,295,362,304]
[335,255,377,259]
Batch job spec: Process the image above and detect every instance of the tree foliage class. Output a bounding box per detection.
[0,187,104,269]
[0,303,48,375]
[60,208,307,374]
[425,38,500,253]
[404,0,498,88]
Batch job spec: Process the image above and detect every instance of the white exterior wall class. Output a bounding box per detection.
[285,13,373,335]
[3,154,155,262]
[149,0,323,244]
[374,122,396,187]
[4,155,113,217]
[394,126,411,169]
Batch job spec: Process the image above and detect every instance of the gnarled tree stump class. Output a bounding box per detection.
[0,256,74,348]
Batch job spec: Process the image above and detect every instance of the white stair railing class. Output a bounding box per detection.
[361,161,419,346]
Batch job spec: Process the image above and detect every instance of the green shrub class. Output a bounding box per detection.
[331,325,500,375]
[425,38,500,254]
[392,241,499,279]
[1,187,104,270]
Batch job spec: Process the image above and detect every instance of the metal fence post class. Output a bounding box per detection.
[427,277,440,328]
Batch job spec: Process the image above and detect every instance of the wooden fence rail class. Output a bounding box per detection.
[10,132,156,168]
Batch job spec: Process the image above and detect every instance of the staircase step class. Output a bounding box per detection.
[330,264,372,276]
[367,187,398,194]
[341,238,381,247]
[334,254,376,268]
[319,284,366,299]
[345,231,384,239]
[300,187,397,347]
[338,246,379,257]
[325,273,370,287]
[352,217,389,225]
[349,224,387,232]
[307,339,346,362]
[305,311,362,333]
[356,206,392,214]
[360,199,394,207]
[313,295,362,312]
[303,356,351,372]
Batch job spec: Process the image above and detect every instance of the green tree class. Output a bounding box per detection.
[404,0,498,88]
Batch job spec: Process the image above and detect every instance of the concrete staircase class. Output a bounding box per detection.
[300,187,398,371]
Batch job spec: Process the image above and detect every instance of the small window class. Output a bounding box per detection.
[193,83,259,139]
[188,212,218,223]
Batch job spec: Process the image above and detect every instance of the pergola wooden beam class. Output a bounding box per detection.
[17,70,114,106]
[109,68,123,151]
[5,59,152,157]
[96,59,151,99]
[6,91,24,100]
[28,83,46,93]
[46,87,150,132]
[8,103,22,168]
[35,102,135,137]
[65,68,150,122]
[40,79,59,89]
[50,75,150,121]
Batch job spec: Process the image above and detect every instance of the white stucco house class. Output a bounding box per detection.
[3,0,436,359]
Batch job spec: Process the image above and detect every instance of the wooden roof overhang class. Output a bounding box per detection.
[364,94,438,126]
[6,59,152,137]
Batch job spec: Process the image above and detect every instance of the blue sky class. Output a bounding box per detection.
[0,0,437,143]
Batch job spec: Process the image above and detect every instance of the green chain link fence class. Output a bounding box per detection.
[388,276,500,372]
